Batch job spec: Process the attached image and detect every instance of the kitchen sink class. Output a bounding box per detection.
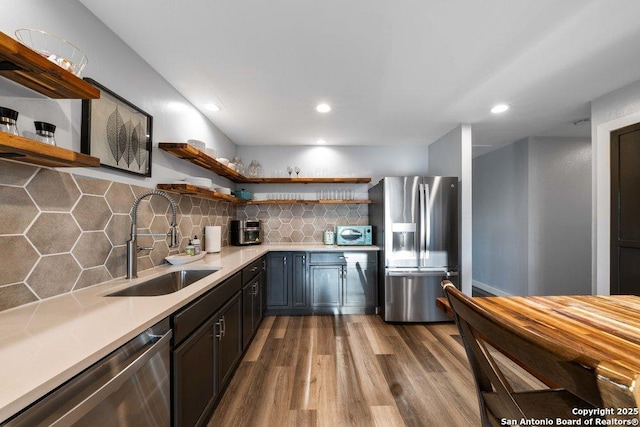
[106,269,218,297]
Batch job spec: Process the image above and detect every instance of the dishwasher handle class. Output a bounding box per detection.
[50,329,172,427]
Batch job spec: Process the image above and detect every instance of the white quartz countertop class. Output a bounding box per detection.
[0,243,378,421]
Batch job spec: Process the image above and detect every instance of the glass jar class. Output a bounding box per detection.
[232,156,244,175]
[247,160,257,177]
[0,107,19,136]
[34,121,56,146]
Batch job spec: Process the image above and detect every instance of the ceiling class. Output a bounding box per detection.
[79,0,640,151]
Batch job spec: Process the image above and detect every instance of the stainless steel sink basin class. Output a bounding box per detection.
[107,269,218,296]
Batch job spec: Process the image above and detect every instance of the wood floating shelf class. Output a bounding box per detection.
[159,142,371,184]
[242,177,371,184]
[157,184,371,205]
[0,31,100,99]
[0,133,99,168]
[159,143,247,182]
[245,199,372,205]
[157,183,242,204]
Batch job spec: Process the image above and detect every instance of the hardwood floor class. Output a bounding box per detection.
[208,315,541,426]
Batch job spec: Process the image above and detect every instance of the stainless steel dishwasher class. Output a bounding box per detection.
[3,319,172,427]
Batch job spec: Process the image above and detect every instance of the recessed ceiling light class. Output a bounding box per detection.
[316,138,327,145]
[205,103,221,112]
[491,104,509,114]
[316,103,331,113]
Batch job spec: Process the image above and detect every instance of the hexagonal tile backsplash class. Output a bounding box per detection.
[236,203,369,243]
[0,159,235,311]
[0,159,369,312]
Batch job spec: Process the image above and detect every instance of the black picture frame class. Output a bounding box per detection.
[81,78,153,177]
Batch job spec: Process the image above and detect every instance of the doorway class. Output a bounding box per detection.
[610,122,640,295]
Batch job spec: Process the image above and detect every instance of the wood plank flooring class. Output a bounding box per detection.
[208,315,540,426]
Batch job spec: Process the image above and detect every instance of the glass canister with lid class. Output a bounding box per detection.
[0,107,19,136]
[34,121,57,146]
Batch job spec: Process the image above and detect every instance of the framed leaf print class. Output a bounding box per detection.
[81,78,152,177]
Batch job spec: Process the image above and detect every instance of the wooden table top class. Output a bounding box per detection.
[467,295,640,409]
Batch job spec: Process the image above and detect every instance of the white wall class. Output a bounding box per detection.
[592,78,640,295]
[0,0,237,189]
[236,144,429,199]
[428,124,472,295]
[472,136,591,296]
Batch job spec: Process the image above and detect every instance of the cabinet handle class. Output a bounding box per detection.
[262,259,266,271]
[284,257,287,267]
[251,266,258,272]
[302,255,305,266]
[220,316,226,337]
[254,281,259,296]
[215,321,223,341]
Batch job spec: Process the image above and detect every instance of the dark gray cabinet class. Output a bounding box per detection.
[292,253,307,307]
[344,253,377,307]
[266,252,289,307]
[171,271,243,427]
[266,252,307,313]
[267,251,378,315]
[242,271,264,349]
[173,316,216,427]
[309,264,342,307]
[216,293,242,389]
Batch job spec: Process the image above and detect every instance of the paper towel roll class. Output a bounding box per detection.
[205,226,221,253]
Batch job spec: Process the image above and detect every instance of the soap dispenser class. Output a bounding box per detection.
[185,240,195,256]
[192,235,201,254]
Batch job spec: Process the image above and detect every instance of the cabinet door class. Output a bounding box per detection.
[344,262,377,307]
[292,253,308,307]
[310,264,342,307]
[266,252,290,307]
[216,292,243,390]
[242,272,265,349]
[242,282,254,350]
[173,316,216,427]
[253,271,264,327]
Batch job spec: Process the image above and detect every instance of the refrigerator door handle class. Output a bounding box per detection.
[418,183,430,266]
[386,269,448,277]
[418,183,425,265]
[425,182,431,260]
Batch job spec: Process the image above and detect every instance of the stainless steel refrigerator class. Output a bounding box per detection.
[369,176,459,322]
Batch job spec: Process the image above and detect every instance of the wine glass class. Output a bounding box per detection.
[295,166,300,177]
[287,166,293,177]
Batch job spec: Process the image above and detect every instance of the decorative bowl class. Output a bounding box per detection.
[15,29,88,76]
[232,189,253,200]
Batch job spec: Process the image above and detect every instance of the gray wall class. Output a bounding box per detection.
[528,137,591,295]
[236,144,429,195]
[428,124,473,295]
[472,139,529,296]
[0,0,237,189]
[472,136,591,296]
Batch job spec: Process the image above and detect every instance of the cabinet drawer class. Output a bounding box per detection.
[172,272,242,346]
[343,252,377,265]
[308,252,346,264]
[242,256,265,285]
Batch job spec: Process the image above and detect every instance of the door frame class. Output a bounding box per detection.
[610,122,640,294]
[595,111,640,295]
